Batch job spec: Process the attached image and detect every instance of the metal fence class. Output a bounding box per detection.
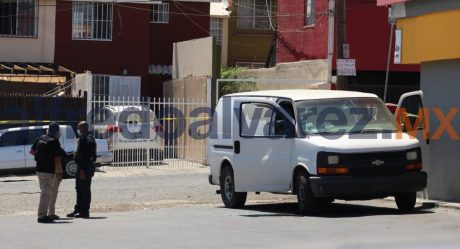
[0,94,86,130]
[90,96,210,169]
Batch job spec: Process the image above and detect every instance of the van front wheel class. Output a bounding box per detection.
[296,171,320,215]
[220,167,247,208]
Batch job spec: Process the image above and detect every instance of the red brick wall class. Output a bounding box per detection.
[55,1,210,98]
[55,1,151,84]
[276,0,419,72]
[150,2,210,66]
[276,0,329,62]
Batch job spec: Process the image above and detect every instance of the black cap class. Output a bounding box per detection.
[48,122,60,135]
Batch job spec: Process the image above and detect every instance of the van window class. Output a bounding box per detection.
[65,126,76,139]
[241,103,274,137]
[399,95,424,130]
[24,129,47,145]
[0,131,22,147]
[240,103,293,137]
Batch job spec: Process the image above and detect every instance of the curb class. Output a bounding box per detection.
[385,197,460,211]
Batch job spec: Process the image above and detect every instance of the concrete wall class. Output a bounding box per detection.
[172,37,214,80]
[163,77,208,100]
[163,77,209,163]
[421,59,460,202]
[0,0,56,63]
[236,59,330,90]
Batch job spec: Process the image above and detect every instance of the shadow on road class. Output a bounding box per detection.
[239,201,435,218]
[0,179,34,183]
[83,216,108,220]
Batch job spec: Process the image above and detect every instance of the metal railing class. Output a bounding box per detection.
[90,96,209,169]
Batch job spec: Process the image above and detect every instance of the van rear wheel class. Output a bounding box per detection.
[296,171,320,215]
[395,192,416,211]
[220,166,247,208]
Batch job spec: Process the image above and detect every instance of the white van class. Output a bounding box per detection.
[208,90,427,214]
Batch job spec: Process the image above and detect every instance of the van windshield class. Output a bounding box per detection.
[296,97,397,136]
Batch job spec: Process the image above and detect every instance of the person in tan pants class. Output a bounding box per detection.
[30,122,63,223]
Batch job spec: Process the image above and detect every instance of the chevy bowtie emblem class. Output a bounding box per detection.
[372,160,385,166]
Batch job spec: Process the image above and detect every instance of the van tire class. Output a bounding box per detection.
[296,171,320,215]
[220,166,247,208]
[395,192,416,211]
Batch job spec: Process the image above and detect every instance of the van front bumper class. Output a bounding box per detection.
[309,171,427,198]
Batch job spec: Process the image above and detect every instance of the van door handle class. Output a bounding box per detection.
[234,141,240,154]
[17,150,23,153]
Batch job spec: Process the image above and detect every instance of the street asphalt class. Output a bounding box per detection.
[1,166,460,249]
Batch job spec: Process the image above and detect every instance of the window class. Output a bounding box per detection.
[151,3,169,23]
[305,0,315,26]
[237,0,272,30]
[23,129,46,145]
[240,103,293,137]
[0,131,21,147]
[400,95,425,130]
[210,17,223,45]
[72,1,112,40]
[0,0,38,37]
[241,103,274,137]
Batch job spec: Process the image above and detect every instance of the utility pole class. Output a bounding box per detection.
[327,0,335,85]
[336,0,348,90]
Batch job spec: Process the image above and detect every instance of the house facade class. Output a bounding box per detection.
[277,0,420,103]
[226,0,277,68]
[54,0,212,98]
[0,0,56,63]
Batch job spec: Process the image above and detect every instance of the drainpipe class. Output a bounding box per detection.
[327,0,335,85]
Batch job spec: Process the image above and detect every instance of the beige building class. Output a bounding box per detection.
[0,0,56,63]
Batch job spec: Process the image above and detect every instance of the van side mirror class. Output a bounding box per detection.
[275,120,295,138]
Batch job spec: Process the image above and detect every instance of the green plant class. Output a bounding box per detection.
[219,67,258,96]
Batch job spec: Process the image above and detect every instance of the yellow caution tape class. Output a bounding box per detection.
[0,120,81,124]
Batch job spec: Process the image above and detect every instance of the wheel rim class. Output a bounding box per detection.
[66,161,78,177]
[224,175,234,200]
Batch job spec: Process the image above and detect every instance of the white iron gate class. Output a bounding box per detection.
[90,96,210,168]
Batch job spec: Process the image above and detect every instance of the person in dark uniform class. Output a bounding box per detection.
[30,122,63,223]
[67,121,97,218]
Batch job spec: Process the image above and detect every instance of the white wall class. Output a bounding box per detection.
[421,59,460,202]
[0,0,56,63]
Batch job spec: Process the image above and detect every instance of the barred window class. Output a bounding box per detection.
[72,1,112,41]
[305,0,315,26]
[151,3,169,23]
[210,17,222,45]
[0,0,38,37]
[237,0,271,30]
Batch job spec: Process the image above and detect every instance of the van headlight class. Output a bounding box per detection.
[317,152,348,175]
[406,148,421,162]
[406,147,422,171]
[406,151,418,161]
[328,155,340,165]
[317,152,343,166]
